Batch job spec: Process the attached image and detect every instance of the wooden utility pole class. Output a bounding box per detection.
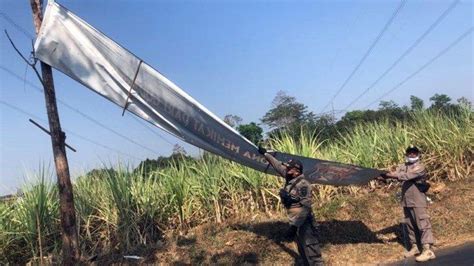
[29,0,80,264]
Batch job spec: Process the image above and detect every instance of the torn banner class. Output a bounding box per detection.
[34,1,383,186]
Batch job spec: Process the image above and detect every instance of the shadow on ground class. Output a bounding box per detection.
[231,219,388,265]
[233,220,384,245]
[94,220,411,265]
[376,223,408,246]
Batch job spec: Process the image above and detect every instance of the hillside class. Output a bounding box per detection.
[95,178,473,264]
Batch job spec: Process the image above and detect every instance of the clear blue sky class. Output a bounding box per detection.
[1,0,472,195]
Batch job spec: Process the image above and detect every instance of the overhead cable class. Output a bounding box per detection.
[363,27,473,109]
[343,0,460,111]
[0,100,142,160]
[319,0,407,113]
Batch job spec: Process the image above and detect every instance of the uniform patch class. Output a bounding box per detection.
[300,187,308,197]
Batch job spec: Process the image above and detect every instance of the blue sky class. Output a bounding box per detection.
[0,0,472,195]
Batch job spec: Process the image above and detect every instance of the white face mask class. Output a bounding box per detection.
[405,156,419,163]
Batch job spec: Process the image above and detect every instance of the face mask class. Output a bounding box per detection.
[405,156,419,163]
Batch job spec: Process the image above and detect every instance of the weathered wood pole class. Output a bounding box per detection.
[29,0,80,263]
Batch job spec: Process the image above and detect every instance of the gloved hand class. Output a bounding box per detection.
[279,188,289,199]
[257,146,267,155]
[289,194,300,203]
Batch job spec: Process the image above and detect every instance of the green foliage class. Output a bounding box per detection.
[313,197,345,220]
[223,114,243,128]
[410,95,424,110]
[0,165,59,264]
[457,97,472,109]
[313,94,470,144]
[429,93,452,110]
[133,146,195,176]
[237,122,263,145]
[261,91,316,139]
[85,167,116,179]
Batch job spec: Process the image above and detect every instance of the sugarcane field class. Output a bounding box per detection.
[1,0,473,265]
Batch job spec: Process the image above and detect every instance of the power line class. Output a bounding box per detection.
[0,11,184,156]
[0,11,34,39]
[0,22,176,156]
[320,6,367,89]
[363,27,473,109]
[342,0,460,111]
[129,115,176,147]
[1,13,172,154]
[0,65,161,156]
[319,0,407,113]
[0,100,142,160]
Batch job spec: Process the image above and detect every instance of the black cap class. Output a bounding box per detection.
[405,145,420,154]
[286,159,303,172]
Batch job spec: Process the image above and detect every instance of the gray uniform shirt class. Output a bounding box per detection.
[395,162,428,207]
[264,153,312,226]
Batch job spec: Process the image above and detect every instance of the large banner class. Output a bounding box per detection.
[34,1,383,186]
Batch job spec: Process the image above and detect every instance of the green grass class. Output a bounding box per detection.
[1,108,472,263]
[0,165,59,263]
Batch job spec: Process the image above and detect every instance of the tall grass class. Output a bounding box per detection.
[1,108,472,263]
[1,166,59,263]
[322,108,473,180]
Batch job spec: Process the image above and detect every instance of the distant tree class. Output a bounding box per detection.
[377,100,410,122]
[456,97,472,110]
[308,113,337,142]
[429,94,451,110]
[172,144,187,156]
[134,158,162,176]
[223,114,242,128]
[339,110,367,124]
[261,91,309,130]
[410,95,424,110]
[133,145,193,176]
[237,122,263,145]
[313,114,336,128]
[261,91,316,140]
[339,110,371,127]
[85,168,117,179]
[378,100,399,110]
[401,105,410,113]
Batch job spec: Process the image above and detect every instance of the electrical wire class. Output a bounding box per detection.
[0,100,142,160]
[342,0,460,111]
[0,65,163,155]
[319,0,407,113]
[0,11,34,39]
[363,27,472,109]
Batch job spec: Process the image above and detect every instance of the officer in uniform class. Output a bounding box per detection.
[258,146,323,266]
[384,145,436,262]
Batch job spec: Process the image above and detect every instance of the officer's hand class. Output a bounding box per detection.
[386,171,398,179]
[289,194,300,203]
[279,188,287,198]
[258,146,267,155]
[377,173,390,183]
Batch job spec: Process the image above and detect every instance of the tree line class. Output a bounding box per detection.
[85,92,471,177]
[230,91,471,145]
